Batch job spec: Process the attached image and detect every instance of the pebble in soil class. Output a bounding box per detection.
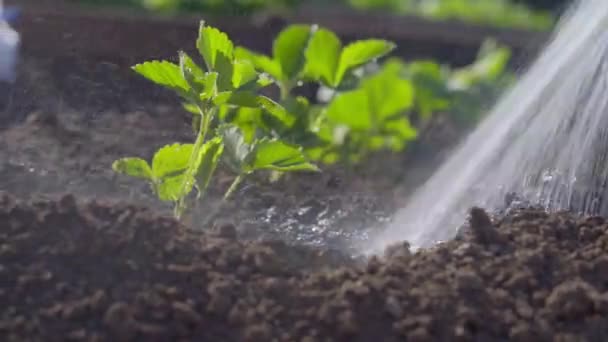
[2,193,608,341]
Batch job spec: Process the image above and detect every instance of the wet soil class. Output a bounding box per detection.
[2,194,608,341]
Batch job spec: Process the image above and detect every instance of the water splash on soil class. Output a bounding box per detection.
[367,0,608,253]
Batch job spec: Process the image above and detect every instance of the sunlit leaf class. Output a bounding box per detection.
[152,143,194,180]
[336,39,395,86]
[193,137,224,197]
[156,173,189,202]
[132,60,190,95]
[232,59,258,88]
[326,88,370,129]
[257,96,296,127]
[112,157,153,180]
[196,21,234,70]
[303,28,341,87]
[252,139,319,172]
[179,51,206,93]
[235,46,283,81]
[218,124,252,172]
[364,72,414,120]
[273,24,315,79]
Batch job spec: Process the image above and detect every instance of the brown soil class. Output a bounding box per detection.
[2,194,608,341]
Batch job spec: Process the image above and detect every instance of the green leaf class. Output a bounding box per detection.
[112,158,153,180]
[226,107,264,143]
[196,21,234,70]
[273,24,314,80]
[150,143,195,201]
[215,53,235,92]
[303,28,341,87]
[252,139,319,172]
[151,143,194,180]
[156,174,190,202]
[132,60,190,95]
[336,39,395,86]
[218,125,253,172]
[364,72,414,120]
[201,72,219,101]
[323,59,417,161]
[257,96,296,127]
[232,59,258,89]
[326,88,371,129]
[179,51,206,93]
[193,137,224,197]
[235,46,283,81]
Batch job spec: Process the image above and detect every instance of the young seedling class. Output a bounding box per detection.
[234,23,398,167]
[112,21,317,219]
[309,59,418,164]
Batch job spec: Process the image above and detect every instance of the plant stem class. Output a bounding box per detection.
[223,174,246,201]
[174,104,215,219]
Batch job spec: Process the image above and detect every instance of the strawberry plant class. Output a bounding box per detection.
[113,20,513,219]
[112,21,317,219]
[401,39,513,127]
[308,59,418,164]
[234,24,401,165]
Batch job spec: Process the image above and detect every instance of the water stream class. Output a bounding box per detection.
[366,0,608,254]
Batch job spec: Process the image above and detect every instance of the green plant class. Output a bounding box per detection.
[401,39,514,127]
[308,59,418,164]
[112,21,317,219]
[113,21,514,220]
[234,24,402,165]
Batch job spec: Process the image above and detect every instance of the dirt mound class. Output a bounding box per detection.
[2,194,608,341]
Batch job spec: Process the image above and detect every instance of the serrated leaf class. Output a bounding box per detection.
[227,107,264,143]
[326,88,371,129]
[215,53,235,92]
[218,125,252,172]
[179,51,206,93]
[193,137,224,197]
[235,46,283,81]
[151,143,194,180]
[336,39,395,87]
[273,24,314,80]
[112,157,153,180]
[132,60,190,95]
[232,59,258,89]
[364,72,414,120]
[252,139,319,172]
[303,28,341,87]
[150,143,197,201]
[196,21,234,70]
[200,72,219,101]
[257,96,296,127]
[156,173,190,202]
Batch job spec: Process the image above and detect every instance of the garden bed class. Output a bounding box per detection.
[3,2,608,341]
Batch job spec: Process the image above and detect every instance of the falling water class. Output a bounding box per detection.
[366,0,608,254]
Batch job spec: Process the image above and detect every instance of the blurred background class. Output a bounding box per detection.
[67,0,566,31]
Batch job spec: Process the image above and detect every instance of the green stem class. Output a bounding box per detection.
[223,174,246,201]
[174,104,215,219]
